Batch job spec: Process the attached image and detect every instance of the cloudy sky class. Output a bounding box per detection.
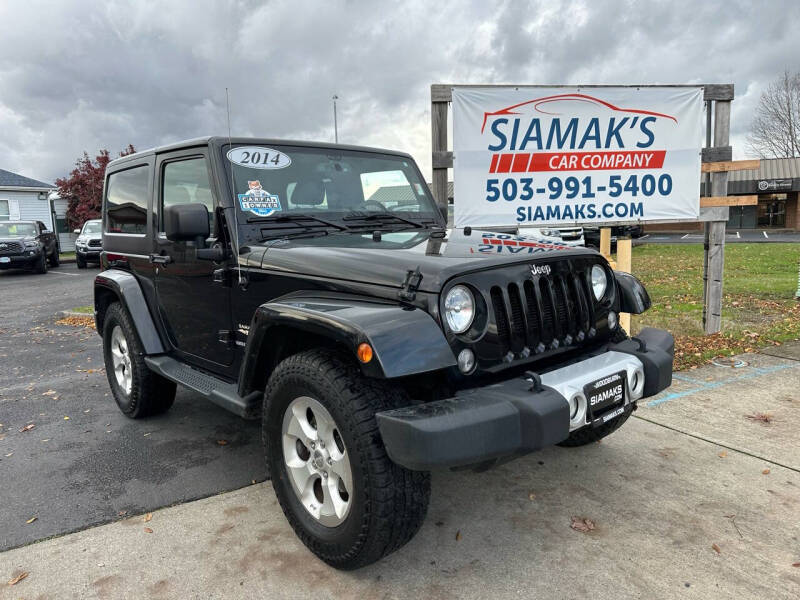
[0,0,798,185]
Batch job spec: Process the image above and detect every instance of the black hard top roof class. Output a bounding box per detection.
[107,136,413,170]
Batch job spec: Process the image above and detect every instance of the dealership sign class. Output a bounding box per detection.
[452,87,704,227]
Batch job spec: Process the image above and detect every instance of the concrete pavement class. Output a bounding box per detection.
[3,345,800,598]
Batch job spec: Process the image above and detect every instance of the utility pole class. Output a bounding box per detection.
[332,95,339,143]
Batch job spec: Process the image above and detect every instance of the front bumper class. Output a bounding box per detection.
[0,252,41,269]
[77,247,102,260]
[377,327,673,470]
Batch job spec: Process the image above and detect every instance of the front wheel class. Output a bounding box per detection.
[34,253,47,274]
[76,255,87,269]
[263,349,430,569]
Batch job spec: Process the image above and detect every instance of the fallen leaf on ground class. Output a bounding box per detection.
[7,571,28,585]
[19,424,35,433]
[792,562,800,567]
[528,492,536,501]
[144,513,152,523]
[117,510,128,516]
[745,412,773,424]
[711,543,721,554]
[762,468,770,475]
[217,439,228,446]
[25,517,37,524]
[63,416,70,420]
[718,451,727,458]
[455,530,461,541]
[143,527,153,534]
[42,390,56,396]
[570,516,596,533]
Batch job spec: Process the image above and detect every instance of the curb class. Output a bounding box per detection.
[57,310,94,318]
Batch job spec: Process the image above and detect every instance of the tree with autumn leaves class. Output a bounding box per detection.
[56,145,136,230]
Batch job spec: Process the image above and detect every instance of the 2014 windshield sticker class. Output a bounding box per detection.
[238,180,282,217]
[227,146,291,169]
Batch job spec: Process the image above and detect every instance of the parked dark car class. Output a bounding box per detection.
[73,219,102,268]
[584,224,643,251]
[0,220,59,273]
[94,136,673,569]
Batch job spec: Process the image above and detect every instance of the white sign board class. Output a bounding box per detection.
[452,87,704,227]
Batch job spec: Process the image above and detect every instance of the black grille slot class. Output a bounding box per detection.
[552,276,569,335]
[570,273,590,332]
[539,279,556,340]
[507,283,526,350]
[88,239,102,247]
[491,286,510,349]
[523,279,540,345]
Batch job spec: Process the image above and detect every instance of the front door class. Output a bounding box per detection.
[153,150,234,367]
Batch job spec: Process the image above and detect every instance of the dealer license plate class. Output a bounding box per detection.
[584,371,626,425]
[0,257,10,263]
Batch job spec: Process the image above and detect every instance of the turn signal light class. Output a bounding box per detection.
[357,343,373,363]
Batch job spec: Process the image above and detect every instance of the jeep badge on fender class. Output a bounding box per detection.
[93,136,674,569]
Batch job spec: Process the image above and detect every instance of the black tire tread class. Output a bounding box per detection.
[264,349,430,569]
[103,302,176,418]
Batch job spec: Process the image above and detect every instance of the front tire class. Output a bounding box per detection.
[263,349,430,569]
[34,253,47,274]
[76,255,87,269]
[102,302,176,418]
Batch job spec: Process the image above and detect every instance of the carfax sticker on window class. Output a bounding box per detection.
[238,180,282,217]
[227,146,291,169]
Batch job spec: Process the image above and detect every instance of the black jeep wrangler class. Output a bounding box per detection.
[94,137,673,569]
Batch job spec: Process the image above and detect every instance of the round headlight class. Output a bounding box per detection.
[591,265,608,300]
[444,285,475,334]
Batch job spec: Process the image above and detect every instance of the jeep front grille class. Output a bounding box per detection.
[447,256,610,367]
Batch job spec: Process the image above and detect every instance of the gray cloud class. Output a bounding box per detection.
[0,0,798,184]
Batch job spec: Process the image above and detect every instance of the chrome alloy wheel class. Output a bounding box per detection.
[281,396,353,527]
[110,325,133,395]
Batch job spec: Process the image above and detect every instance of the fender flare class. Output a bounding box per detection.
[614,271,651,315]
[238,296,456,395]
[94,270,165,354]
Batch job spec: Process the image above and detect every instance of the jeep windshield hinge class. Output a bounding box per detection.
[398,267,422,302]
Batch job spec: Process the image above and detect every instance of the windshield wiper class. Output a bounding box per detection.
[342,211,424,229]
[246,213,348,231]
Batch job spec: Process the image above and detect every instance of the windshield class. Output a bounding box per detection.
[0,223,36,237]
[82,221,102,235]
[223,144,438,224]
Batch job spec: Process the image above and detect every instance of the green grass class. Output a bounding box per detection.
[68,305,94,314]
[59,251,75,259]
[624,243,800,369]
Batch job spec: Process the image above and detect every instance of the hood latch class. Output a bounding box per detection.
[398,267,423,302]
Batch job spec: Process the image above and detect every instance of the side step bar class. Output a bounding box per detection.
[144,356,261,419]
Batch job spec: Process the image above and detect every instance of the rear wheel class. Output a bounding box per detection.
[102,302,176,418]
[263,349,430,569]
[48,248,59,267]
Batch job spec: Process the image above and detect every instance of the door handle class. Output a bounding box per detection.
[149,254,173,265]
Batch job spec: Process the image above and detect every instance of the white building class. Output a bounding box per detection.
[0,168,75,251]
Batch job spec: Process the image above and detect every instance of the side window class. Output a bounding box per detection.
[106,165,150,234]
[0,199,9,221]
[161,158,214,232]
[37,221,47,232]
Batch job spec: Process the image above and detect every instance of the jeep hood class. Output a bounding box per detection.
[248,229,598,292]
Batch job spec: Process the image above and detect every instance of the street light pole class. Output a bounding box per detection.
[332,95,339,143]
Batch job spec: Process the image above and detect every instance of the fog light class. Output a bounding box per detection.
[457,348,476,374]
[608,311,618,330]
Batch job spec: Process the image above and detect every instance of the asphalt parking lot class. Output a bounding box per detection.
[1,263,799,599]
[0,263,266,552]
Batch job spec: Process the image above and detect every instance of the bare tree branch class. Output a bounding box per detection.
[747,69,800,158]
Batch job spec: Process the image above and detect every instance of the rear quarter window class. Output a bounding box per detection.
[106,165,150,234]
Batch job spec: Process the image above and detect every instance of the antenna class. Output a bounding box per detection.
[225,87,243,286]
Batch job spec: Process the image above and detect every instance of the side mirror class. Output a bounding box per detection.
[164,203,210,244]
[73,229,81,235]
